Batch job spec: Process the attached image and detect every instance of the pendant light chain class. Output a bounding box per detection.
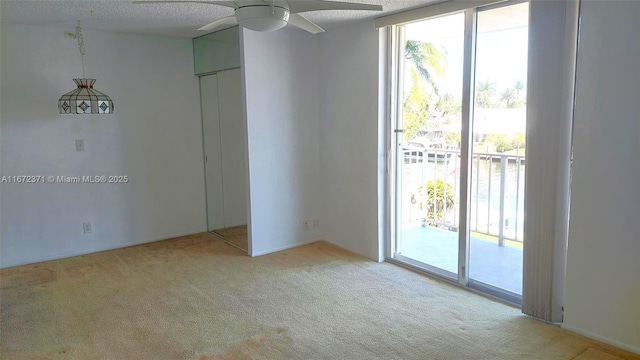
[75,20,86,78]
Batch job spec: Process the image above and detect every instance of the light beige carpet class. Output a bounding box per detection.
[224,225,248,252]
[214,225,248,252]
[573,348,628,360]
[1,233,638,360]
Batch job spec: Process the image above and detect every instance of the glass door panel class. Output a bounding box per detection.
[468,2,529,296]
[395,13,465,277]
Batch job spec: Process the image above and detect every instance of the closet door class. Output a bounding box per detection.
[217,68,247,228]
[200,74,225,231]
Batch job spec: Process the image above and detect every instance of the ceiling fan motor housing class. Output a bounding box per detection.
[236,5,290,32]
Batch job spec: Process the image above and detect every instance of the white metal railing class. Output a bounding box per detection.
[402,148,525,244]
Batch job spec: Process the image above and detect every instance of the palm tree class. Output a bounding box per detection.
[402,40,449,142]
[476,80,496,108]
[513,80,526,106]
[403,68,432,141]
[500,88,517,108]
[405,40,447,95]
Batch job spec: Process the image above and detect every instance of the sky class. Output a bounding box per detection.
[404,3,529,98]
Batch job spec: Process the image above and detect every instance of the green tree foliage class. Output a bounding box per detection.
[419,180,455,224]
[511,132,526,150]
[402,41,457,143]
[486,132,526,153]
[444,131,461,147]
[513,80,525,97]
[488,134,511,152]
[513,80,526,107]
[405,40,447,95]
[435,93,461,124]
[403,68,432,142]
[500,88,517,108]
[476,80,496,108]
[476,79,527,109]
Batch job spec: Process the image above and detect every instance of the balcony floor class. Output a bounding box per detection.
[399,224,523,294]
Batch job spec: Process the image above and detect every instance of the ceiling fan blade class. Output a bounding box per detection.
[132,1,237,9]
[288,0,382,14]
[287,13,324,34]
[198,16,238,31]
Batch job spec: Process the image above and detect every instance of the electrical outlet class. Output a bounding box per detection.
[75,139,85,152]
[83,222,92,234]
[303,220,309,231]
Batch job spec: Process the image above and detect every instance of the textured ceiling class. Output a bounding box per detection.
[0,0,440,38]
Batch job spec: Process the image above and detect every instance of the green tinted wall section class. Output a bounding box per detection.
[193,26,241,75]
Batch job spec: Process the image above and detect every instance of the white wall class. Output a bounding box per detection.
[240,28,323,256]
[318,21,382,261]
[563,1,640,353]
[0,24,205,267]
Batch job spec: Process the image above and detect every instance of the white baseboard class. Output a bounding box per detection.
[0,230,207,269]
[561,324,640,355]
[250,238,320,257]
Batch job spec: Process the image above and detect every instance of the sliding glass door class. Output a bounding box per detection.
[394,12,465,279]
[390,1,529,303]
[468,2,528,299]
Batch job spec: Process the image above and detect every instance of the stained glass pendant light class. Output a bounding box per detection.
[58,21,113,114]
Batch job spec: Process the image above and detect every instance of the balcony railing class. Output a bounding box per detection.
[403,148,525,245]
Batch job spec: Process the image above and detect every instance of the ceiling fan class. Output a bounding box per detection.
[133,0,383,34]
